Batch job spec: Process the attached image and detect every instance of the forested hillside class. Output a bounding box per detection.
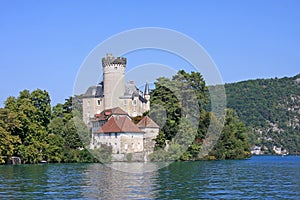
[225,74,300,154]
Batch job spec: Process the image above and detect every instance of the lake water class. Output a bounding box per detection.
[0,156,299,199]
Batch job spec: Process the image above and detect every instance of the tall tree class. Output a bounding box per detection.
[150,70,251,160]
[210,109,251,159]
[3,89,51,163]
[0,108,21,163]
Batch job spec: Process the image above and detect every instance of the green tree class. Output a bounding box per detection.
[150,70,250,161]
[210,109,251,160]
[2,89,51,163]
[0,101,22,163]
[151,70,210,160]
[0,109,21,163]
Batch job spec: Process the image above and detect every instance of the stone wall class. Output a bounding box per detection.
[82,97,104,126]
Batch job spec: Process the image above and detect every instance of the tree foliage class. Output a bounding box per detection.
[209,109,251,159]
[0,90,96,164]
[150,70,251,161]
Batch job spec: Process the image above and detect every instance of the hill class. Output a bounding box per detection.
[225,74,300,155]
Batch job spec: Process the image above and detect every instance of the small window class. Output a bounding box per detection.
[114,66,118,70]
[97,100,101,106]
[131,143,134,149]
[132,100,137,106]
[123,100,127,105]
[115,133,118,138]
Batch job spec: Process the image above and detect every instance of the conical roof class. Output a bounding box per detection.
[144,81,150,95]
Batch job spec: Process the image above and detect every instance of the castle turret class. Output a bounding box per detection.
[144,81,150,111]
[102,53,126,109]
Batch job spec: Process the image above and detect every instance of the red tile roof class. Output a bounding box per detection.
[91,107,128,121]
[137,116,159,128]
[96,116,144,133]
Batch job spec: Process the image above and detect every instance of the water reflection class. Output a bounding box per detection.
[82,163,160,199]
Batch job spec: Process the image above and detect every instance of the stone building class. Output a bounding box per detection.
[90,107,159,161]
[82,53,150,126]
[137,116,160,157]
[90,107,144,154]
[83,54,159,161]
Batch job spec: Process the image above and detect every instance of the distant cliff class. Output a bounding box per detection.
[225,74,300,155]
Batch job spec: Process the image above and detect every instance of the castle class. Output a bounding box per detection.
[82,54,159,161]
[82,53,150,126]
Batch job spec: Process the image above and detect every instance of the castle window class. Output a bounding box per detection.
[132,100,137,106]
[97,100,101,106]
[114,66,118,70]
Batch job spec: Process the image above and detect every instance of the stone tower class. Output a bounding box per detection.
[102,53,126,109]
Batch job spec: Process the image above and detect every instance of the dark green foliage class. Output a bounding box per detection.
[209,109,251,159]
[150,70,251,161]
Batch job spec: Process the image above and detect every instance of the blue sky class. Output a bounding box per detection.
[1,1,299,106]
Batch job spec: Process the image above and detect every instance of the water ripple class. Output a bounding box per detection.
[0,156,299,199]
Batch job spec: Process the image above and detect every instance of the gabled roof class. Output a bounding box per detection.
[92,107,128,121]
[137,116,159,128]
[96,116,144,133]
